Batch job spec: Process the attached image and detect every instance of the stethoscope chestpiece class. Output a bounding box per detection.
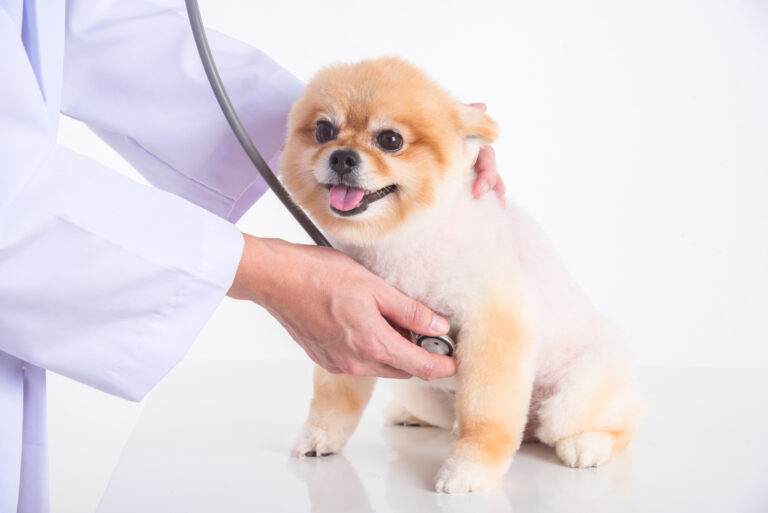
[409,332,455,356]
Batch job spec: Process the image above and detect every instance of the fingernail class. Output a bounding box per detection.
[480,182,490,195]
[430,315,450,333]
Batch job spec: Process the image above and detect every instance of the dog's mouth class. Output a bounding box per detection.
[324,183,397,217]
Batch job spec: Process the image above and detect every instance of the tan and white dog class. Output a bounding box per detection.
[280,57,641,494]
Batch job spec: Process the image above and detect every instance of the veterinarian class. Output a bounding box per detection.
[0,1,505,511]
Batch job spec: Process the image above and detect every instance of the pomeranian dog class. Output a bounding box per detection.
[280,57,641,493]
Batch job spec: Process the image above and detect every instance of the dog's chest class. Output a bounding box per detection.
[339,194,504,320]
[348,236,461,316]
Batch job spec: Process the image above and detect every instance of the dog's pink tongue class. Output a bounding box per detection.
[329,184,365,211]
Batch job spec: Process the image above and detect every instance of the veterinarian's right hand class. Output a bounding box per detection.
[227,235,457,380]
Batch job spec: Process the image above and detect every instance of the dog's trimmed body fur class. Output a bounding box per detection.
[281,57,641,493]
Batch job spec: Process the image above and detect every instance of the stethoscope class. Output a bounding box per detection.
[183,0,455,357]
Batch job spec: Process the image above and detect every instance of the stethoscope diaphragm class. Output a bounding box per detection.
[410,333,455,356]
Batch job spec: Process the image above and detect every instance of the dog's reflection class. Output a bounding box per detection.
[381,424,636,513]
[287,453,375,513]
[288,424,635,513]
[514,443,636,512]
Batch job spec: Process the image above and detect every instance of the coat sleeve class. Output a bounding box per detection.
[0,3,295,401]
[61,0,304,222]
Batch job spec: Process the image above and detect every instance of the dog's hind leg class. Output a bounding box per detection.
[384,399,431,427]
[384,380,455,429]
[534,343,641,468]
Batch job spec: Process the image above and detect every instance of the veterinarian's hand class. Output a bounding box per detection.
[468,103,506,206]
[228,235,458,380]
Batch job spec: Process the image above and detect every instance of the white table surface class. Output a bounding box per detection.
[95,361,768,513]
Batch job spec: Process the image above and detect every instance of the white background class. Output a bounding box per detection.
[50,0,768,511]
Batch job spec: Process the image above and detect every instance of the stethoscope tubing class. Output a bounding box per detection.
[184,1,454,356]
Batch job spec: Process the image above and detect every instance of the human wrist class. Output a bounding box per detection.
[226,234,282,304]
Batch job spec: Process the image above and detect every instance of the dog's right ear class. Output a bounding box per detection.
[459,105,499,144]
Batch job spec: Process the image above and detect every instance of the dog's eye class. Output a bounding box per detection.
[315,120,336,144]
[376,130,403,152]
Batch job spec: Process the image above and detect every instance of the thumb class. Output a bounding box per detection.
[376,286,450,336]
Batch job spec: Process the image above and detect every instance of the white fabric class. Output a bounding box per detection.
[0,0,303,511]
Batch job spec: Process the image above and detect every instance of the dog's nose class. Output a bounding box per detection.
[329,149,359,176]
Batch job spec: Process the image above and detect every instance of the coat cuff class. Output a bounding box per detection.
[107,211,243,401]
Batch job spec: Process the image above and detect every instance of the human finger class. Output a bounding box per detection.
[337,356,412,379]
[472,146,497,198]
[494,177,507,205]
[375,285,450,336]
[376,323,458,380]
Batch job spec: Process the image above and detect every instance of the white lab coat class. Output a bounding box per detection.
[0,0,303,511]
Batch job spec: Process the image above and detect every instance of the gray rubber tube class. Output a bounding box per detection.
[184,0,331,247]
[184,2,451,348]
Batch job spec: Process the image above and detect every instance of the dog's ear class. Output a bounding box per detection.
[459,105,499,144]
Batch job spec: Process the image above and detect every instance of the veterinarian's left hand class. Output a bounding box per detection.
[469,103,506,206]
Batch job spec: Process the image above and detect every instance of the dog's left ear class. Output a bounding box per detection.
[459,105,499,144]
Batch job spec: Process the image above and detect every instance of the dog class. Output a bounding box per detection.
[279,57,641,493]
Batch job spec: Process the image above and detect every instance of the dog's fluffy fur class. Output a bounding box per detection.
[280,57,641,493]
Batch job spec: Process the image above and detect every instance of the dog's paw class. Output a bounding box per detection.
[434,457,504,494]
[555,431,614,468]
[383,400,429,427]
[291,423,348,458]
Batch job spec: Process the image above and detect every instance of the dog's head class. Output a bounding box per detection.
[280,57,498,245]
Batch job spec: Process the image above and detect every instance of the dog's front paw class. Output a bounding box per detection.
[435,457,504,494]
[555,431,614,468]
[291,423,348,458]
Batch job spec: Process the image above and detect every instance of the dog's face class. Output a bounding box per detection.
[280,58,498,245]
